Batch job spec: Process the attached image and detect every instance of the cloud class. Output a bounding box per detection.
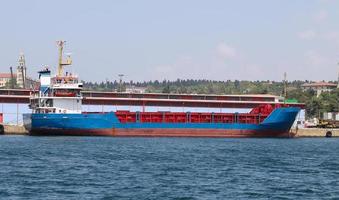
[317,0,335,4]
[304,50,328,65]
[302,50,337,80]
[297,30,317,40]
[151,56,202,80]
[313,10,328,23]
[216,43,237,59]
[322,31,339,45]
[298,29,339,46]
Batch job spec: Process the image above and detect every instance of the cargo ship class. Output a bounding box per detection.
[23,41,301,137]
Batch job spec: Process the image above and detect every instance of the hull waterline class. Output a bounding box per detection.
[28,128,296,138]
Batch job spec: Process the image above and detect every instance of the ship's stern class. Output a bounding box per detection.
[23,113,32,132]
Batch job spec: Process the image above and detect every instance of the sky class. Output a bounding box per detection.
[0,0,339,82]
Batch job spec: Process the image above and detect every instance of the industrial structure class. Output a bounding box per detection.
[0,88,305,108]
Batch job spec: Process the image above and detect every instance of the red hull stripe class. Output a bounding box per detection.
[30,128,295,138]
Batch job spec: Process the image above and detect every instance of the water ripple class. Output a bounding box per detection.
[0,136,339,199]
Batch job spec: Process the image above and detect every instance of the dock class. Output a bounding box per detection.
[296,128,339,137]
[3,125,28,135]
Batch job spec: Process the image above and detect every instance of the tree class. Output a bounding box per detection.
[5,78,17,89]
[306,97,321,118]
[162,85,170,93]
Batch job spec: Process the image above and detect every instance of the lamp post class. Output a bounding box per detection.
[283,72,287,104]
[337,62,339,113]
[118,74,124,92]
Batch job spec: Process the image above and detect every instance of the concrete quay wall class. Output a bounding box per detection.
[3,125,28,135]
[296,128,339,137]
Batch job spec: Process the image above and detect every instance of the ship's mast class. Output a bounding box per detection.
[56,40,72,76]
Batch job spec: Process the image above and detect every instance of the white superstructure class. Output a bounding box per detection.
[29,41,83,114]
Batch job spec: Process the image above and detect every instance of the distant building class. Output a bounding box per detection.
[0,73,16,87]
[16,53,27,88]
[125,86,147,93]
[0,52,37,89]
[301,82,337,97]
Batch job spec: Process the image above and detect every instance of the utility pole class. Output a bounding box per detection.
[9,66,14,89]
[284,72,287,104]
[118,74,124,92]
[337,63,339,113]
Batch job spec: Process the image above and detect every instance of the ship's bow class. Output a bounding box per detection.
[259,107,301,137]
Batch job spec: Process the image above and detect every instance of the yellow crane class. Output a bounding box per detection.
[56,40,72,76]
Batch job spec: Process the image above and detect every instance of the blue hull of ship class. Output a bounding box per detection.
[23,107,300,137]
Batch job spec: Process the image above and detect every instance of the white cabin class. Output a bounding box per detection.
[29,41,83,114]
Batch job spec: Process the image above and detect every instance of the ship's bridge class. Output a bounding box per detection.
[52,76,79,84]
[51,76,83,90]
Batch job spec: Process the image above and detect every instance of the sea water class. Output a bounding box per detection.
[0,136,338,199]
